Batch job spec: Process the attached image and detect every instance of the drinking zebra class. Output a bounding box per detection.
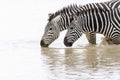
[64,3,120,47]
[40,0,120,47]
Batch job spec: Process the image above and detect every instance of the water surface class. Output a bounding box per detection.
[41,45,120,80]
[0,40,120,80]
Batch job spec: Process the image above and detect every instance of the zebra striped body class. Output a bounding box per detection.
[108,0,120,9]
[64,3,120,47]
[40,0,120,47]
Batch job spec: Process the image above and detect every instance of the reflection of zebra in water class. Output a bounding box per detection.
[64,3,120,47]
[40,0,120,47]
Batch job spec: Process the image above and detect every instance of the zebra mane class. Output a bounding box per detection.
[48,4,79,21]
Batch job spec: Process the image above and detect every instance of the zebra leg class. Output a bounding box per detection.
[102,37,113,44]
[85,32,96,44]
[112,37,120,44]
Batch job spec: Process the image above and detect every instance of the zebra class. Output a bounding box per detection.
[64,3,120,47]
[108,0,120,9]
[40,0,120,47]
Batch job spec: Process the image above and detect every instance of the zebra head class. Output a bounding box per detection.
[40,4,80,47]
[64,16,83,47]
[40,14,62,47]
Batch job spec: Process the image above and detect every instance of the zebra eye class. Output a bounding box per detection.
[49,28,52,30]
[70,27,74,30]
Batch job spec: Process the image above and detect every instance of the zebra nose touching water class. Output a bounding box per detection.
[41,0,120,47]
[40,21,60,47]
[64,3,120,47]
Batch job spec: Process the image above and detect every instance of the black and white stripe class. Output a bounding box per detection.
[108,0,120,9]
[64,3,120,47]
[40,0,120,47]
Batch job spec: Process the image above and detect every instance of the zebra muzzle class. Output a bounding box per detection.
[40,39,49,47]
[64,37,73,47]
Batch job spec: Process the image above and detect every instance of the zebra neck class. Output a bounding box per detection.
[59,15,70,32]
[59,25,68,32]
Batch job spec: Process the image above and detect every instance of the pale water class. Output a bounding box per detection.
[1,40,120,80]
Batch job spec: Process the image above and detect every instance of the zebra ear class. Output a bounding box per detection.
[48,13,54,21]
[70,15,73,22]
[48,13,53,17]
[73,15,78,20]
